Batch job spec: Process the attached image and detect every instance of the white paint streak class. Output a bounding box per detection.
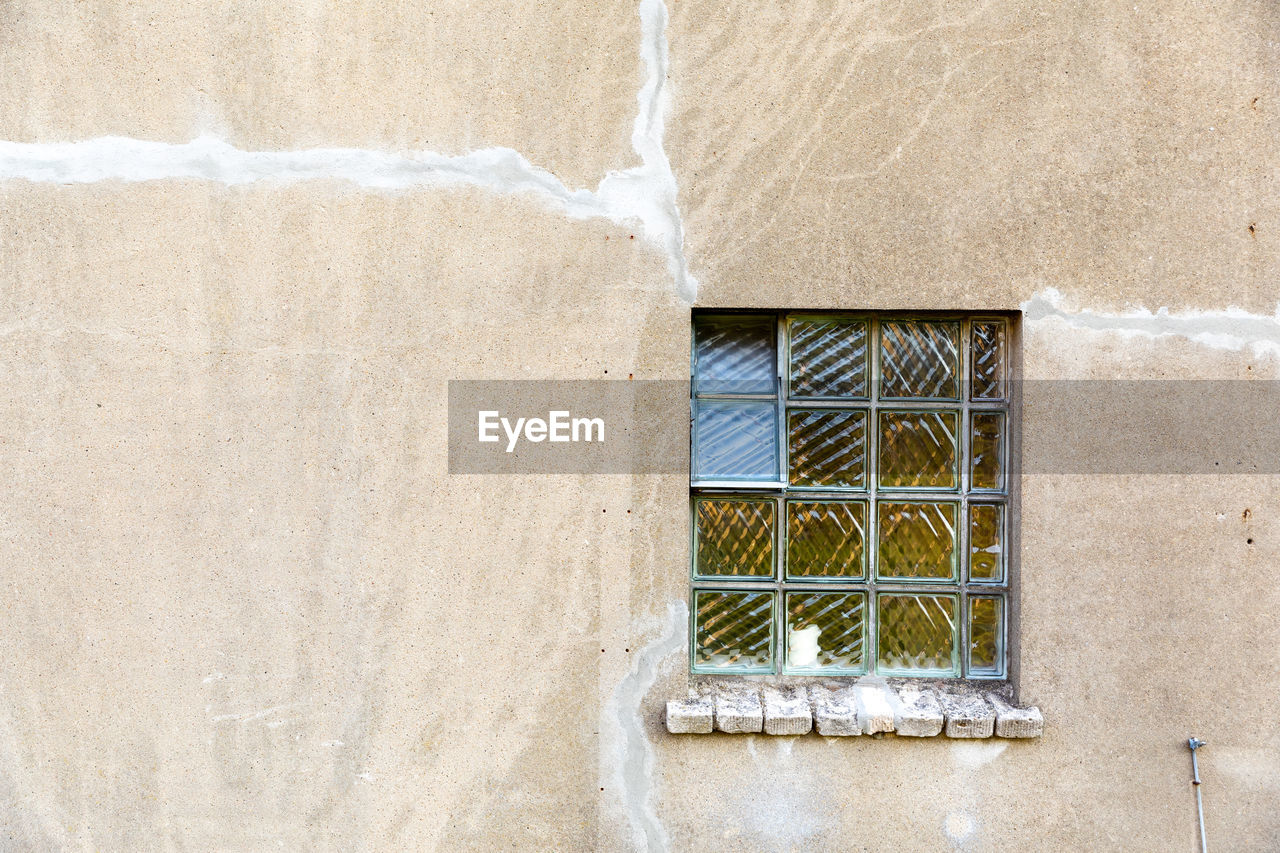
[610,601,685,853]
[950,740,1007,770]
[1025,288,1280,358]
[0,1,697,301]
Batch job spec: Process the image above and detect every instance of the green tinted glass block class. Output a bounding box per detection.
[785,592,867,673]
[788,318,868,399]
[968,595,1003,675]
[693,315,776,395]
[788,409,868,488]
[786,501,866,580]
[877,502,957,581]
[971,320,1007,400]
[694,400,779,481]
[692,590,775,672]
[880,320,960,399]
[877,593,958,675]
[878,410,959,489]
[968,503,1004,582]
[970,411,1004,491]
[694,498,775,578]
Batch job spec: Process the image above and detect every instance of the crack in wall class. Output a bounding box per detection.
[608,601,685,853]
[0,0,697,302]
[1024,288,1280,358]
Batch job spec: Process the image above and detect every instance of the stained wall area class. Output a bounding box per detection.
[1,1,1278,850]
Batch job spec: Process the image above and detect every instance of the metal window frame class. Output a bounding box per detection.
[689,311,1015,681]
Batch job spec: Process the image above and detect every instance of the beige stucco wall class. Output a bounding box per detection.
[1,0,1277,850]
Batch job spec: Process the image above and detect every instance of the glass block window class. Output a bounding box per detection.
[690,313,1012,678]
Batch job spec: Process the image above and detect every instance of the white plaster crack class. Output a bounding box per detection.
[609,600,684,853]
[1025,287,1280,358]
[0,0,697,302]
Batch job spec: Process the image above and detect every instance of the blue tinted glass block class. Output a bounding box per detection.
[694,400,779,481]
[694,315,776,395]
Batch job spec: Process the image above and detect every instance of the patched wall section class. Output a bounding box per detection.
[1,1,1279,851]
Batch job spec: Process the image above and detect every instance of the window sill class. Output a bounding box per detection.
[665,677,1042,739]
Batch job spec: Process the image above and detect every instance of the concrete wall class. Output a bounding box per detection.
[1,0,1277,849]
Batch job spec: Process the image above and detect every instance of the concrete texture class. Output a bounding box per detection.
[2,0,1280,849]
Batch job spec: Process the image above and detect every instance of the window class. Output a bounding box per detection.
[690,312,1013,678]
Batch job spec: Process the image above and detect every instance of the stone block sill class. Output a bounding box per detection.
[665,677,1042,739]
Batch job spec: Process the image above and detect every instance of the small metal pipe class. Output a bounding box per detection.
[1188,737,1207,853]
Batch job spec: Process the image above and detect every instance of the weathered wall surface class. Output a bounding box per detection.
[1,0,1277,850]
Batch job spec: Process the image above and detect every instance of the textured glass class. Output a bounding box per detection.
[878,410,958,489]
[786,501,866,579]
[693,590,775,672]
[788,319,868,399]
[695,498,774,578]
[970,411,1004,491]
[877,594,957,674]
[694,400,778,481]
[877,502,957,581]
[971,320,1006,400]
[788,409,867,488]
[880,320,960,399]
[968,596,1003,674]
[968,503,1004,582]
[694,315,776,395]
[785,592,867,673]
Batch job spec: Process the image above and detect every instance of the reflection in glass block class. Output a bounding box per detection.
[693,315,776,395]
[788,409,867,488]
[786,501,866,579]
[785,592,866,673]
[877,594,957,674]
[693,590,775,672]
[878,410,958,489]
[968,504,1004,582]
[970,412,1004,491]
[971,320,1006,400]
[969,596,1003,674]
[695,498,774,578]
[880,320,960,399]
[877,502,956,581]
[694,400,778,481]
[789,319,868,399]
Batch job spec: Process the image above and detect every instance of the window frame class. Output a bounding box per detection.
[689,310,1019,682]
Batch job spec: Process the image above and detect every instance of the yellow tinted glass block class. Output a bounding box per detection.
[880,320,960,399]
[693,590,775,672]
[877,502,957,581]
[785,592,867,673]
[878,410,958,489]
[695,498,775,578]
[786,501,866,580]
[789,318,868,399]
[970,411,1004,491]
[968,595,1003,674]
[877,593,957,674]
[971,320,1007,400]
[968,503,1004,582]
[788,409,867,488]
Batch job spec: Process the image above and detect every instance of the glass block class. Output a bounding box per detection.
[692,590,775,672]
[786,501,866,580]
[694,315,776,395]
[970,411,1004,491]
[694,400,778,481]
[788,409,867,488]
[879,320,960,399]
[877,593,957,675]
[971,320,1007,400]
[878,410,959,489]
[968,503,1005,582]
[968,595,1003,675]
[877,502,957,581]
[788,318,868,399]
[785,591,867,673]
[694,498,775,578]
